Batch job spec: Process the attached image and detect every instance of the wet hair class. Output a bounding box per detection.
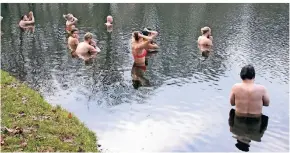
[84,32,93,41]
[201,26,211,35]
[133,31,140,41]
[70,28,78,35]
[21,15,25,20]
[240,64,255,80]
[142,27,153,36]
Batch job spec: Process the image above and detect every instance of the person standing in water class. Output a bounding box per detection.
[75,32,101,64]
[105,15,113,26]
[19,11,35,28]
[198,26,213,57]
[141,27,159,51]
[63,13,78,33]
[131,30,158,67]
[105,15,113,32]
[67,28,79,58]
[230,64,270,117]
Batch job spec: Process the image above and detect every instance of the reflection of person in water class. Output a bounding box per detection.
[228,108,269,152]
[131,59,150,89]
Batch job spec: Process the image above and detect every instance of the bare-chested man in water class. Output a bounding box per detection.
[230,65,270,117]
[67,28,79,58]
[75,32,101,64]
[198,26,213,57]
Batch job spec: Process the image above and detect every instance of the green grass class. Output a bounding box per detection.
[1,70,98,152]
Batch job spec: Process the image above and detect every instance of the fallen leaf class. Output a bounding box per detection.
[68,113,72,119]
[22,97,28,104]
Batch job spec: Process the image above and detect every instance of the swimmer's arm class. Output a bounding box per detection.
[262,87,270,106]
[90,40,97,47]
[148,43,159,49]
[209,36,213,41]
[206,39,213,46]
[74,38,79,46]
[69,17,78,25]
[89,45,100,53]
[23,14,35,25]
[136,39,152,51]
[230,85,236,106]
[149,31,158,39]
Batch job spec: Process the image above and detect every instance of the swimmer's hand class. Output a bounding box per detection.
[139,33,153,41]
[209,36,213,40]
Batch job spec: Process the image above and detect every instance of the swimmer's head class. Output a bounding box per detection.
[21,15,28,21]
[240,64,255,80]
[142,27,152,36]
[70,28,79,38]
[63,13,73,21]
[84,32,93,43]
[106,15,113,23]
[133,31,142,42]
[201,26,211,36]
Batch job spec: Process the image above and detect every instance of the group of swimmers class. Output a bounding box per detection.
[16,11,270,151]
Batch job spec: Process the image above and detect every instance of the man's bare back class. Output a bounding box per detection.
[230,65,270,116]
[231,83,269,115]
[76,42,93,60]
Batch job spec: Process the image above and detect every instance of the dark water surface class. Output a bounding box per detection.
[1,3,289,152]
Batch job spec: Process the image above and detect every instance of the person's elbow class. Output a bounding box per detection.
[230,101,235,106]
[263,101,270,107]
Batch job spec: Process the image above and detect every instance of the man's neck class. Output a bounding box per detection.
[242,79,254,84]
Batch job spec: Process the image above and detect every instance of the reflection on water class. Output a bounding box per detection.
[1,3,289,152]
[228,109,269,152]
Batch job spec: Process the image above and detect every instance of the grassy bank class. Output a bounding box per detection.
[1,70,98,152]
